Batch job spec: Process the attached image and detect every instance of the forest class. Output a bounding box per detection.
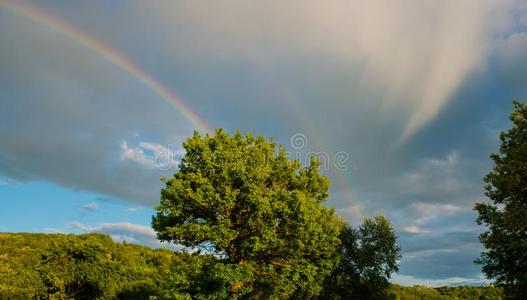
[0,233,503,299]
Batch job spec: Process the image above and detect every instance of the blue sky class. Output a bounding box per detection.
[1,0,527,286]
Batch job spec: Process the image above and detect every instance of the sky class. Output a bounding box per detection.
[1,0,526,286]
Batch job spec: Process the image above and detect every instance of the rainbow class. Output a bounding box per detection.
[3,1,356,212]
[0,0,213,134]
[274,83,355,204]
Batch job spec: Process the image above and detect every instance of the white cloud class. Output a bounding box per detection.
[0,177,22,185]
[121,141,156,169]
[109,234,140,244]
[121,141,183,171]
[125,206,143,212]
[391,273,491,287]
[412,203,462,217]
[68,221,163,247]
[396,151,477,201]
[402,225,430,234]
[421,152,460,170]
[70,221,156,237]
[68,221,188,250]
[400,202,464,234]
[43,228,66,234]
[80,202,98,212]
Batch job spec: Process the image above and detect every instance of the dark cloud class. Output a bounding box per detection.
[398,230,481,253]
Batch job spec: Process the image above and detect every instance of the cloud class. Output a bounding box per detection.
[70,221,155,237]
[398,248,483,280]
[68,221,171,249]
[494,32,527,94]
[353,151,483,217]
[402,225,430,234]
[397,152,468,199]
[132,0,513,140]
[0,7,191,204]
[392,273,491,287]
[43,228,67,234]
[121,141,182,170]
[412,203,462,216]
[125,206,142,212]
[398,228,481,253]
[401,202,464,232]
[0,177,22,185]
[0,0,519,205]
[80,202,98,212]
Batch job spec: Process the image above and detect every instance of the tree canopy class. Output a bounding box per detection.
[322,215,401,299]
[475,101,527,298]
[152,129,342,298]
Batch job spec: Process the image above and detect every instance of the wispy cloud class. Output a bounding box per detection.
[134,0,513,140]
[402,225,430,234]
[125,206,142,212]
[80,202,98,212]
[70,221,155,238]
[0,177,22,185]
[392,273,491,287]
[68,221,171,249]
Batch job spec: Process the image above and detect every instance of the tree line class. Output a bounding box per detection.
[0,233,502,299]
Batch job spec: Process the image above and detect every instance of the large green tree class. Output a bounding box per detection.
[322,215,400,299]
[475,101,527,298]
[152,130,342,298]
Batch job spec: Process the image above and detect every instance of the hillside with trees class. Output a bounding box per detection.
[0,233,502,299]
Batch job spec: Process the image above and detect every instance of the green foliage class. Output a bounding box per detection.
[153,129,342,298]
[0,233,48,298]
[388,284,503,300]
[475,101,527,298]
[322,215,401,299]
[434,285,503,299]
[0,232,198,299]
[37,233,175,299]
[0,232,504,299]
